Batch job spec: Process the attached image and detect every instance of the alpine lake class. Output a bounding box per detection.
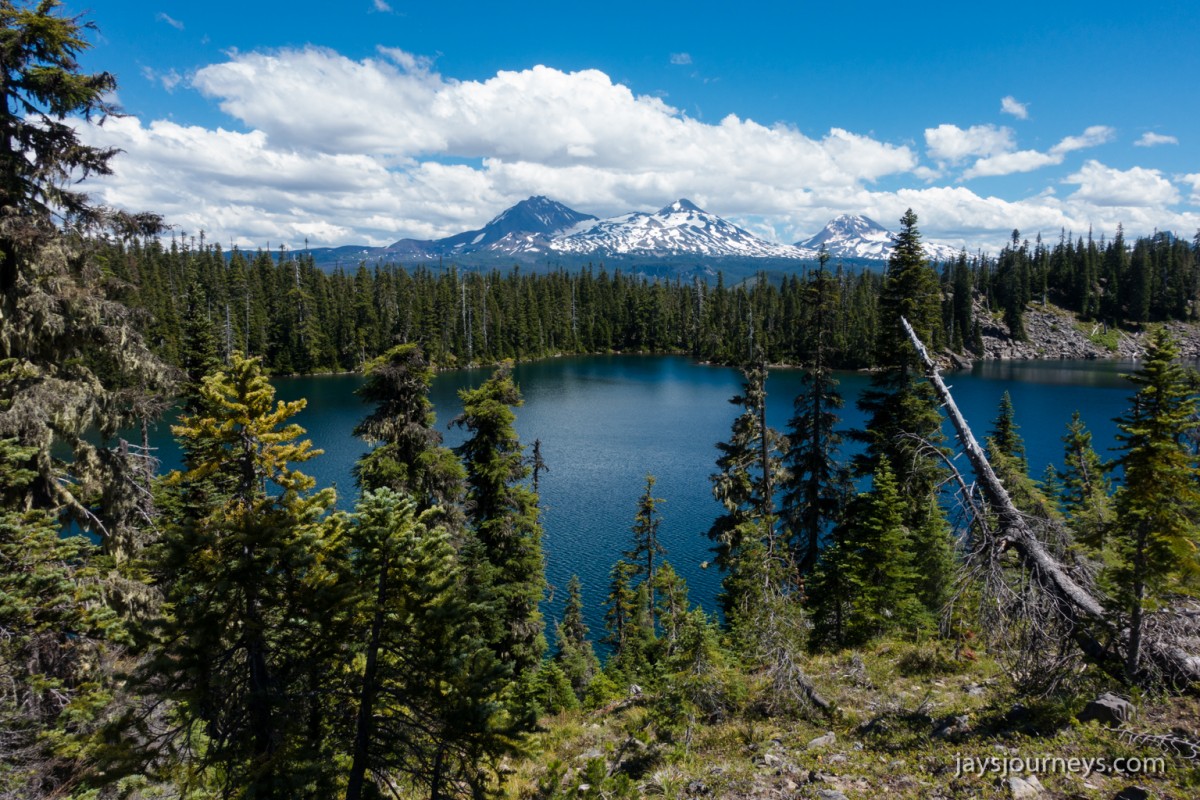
[144,355,1138,639]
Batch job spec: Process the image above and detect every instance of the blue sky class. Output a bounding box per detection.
[67,0,1200,250]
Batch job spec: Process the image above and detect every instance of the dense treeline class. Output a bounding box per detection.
[102,218,1200,378]
[100,236,884,372]
[970,226,1200,344]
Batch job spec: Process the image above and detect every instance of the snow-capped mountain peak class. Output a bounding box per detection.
[796,214,962,262]
[487,195,596,235]
[356,198,967,269]
[550,199,810,259]
[659,198,704,215]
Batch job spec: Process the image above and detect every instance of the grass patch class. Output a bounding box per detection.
[501,642,1200,799]
[1080,321,1121,351]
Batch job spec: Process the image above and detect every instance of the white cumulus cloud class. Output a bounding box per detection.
[1000,96,1028,120]
[1136,131,1179,147]
[670,52,692,65]
[75,47,1200,253]
[1065,161,1180,207]
[962,125,1114,179]
[1180,173,1200,205]
[925,124,1014,164]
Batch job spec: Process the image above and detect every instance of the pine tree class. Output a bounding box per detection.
[454,364,547,676]
[604,559,639,657]
[353,343,465,517]
[989,391,1027,474]
[0,0,173,561]
[850,209,954,606]
[1110,329,1200,678]
[805,514,857,649]
[157,353,341,796]
[783,258,850,576]
[809,457,926,646]
[1057,411,1112,551]
[706,364,788,619]
[653,561,690,651]
[624,473,666,618]
[853,209,947,504]
[0,438,132,798]
[0,0,122,280]
[554,574,600,699]
[344,488,511,800]
[951,251,974,352]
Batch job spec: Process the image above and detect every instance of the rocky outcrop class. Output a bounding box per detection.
[951,302,1200,365]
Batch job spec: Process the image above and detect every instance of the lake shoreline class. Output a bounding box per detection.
[259,305,1200,383]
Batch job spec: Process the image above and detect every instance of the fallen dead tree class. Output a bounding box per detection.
[900,316,1200,689]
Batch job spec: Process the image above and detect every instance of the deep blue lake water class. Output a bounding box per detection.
[144,355,1138,641]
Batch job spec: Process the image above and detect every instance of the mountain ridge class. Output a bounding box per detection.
[295,197,969,271]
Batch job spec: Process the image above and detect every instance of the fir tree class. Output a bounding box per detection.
[989,391,1027,474]
[344,488,511,800]
[783,257,850,576]
[604,559,639,657]
[157,353,341,796]
[0,0,122,279]
[853,209,947,507]
[554,574,600,699]
[0,438,132,798]
[625,473,666,619]
[706,364,788,619]
[653,561,690,651]
[454,364,547,676]
[1057,411,1112,551]
[0,0,173,560]
[809,457,926,646]
[353,343,465,518]
[850,209,954,609]
[1110,329,1200,678]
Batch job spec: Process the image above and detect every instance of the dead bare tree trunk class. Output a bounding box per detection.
[900,316,1200,689]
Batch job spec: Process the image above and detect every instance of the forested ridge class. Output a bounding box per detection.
[103,219,1200,376]
[3,3,1200,799]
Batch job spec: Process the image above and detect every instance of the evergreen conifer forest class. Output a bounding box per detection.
[2,3,1199,798]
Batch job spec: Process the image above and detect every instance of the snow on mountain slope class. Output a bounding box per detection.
[385,196,596,257]
[550,199,814,259]
[795,214,963,262]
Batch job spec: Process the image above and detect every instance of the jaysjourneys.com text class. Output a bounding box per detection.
[954,753,1165,779]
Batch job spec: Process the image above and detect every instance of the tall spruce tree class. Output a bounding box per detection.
[353,343,465,519]
[653,561,690,651]
[554,574,600,700]
[157,353,341,797]
[1110,329,1200,678]
[625,473,666,619]
[454,364,546,676]
[0,0,173,560]
[989,391,1027,473]
[0,6,172,791]
[783,255,850,577]
[343,488,511,800]
[1057,411,1112,551]
[706,363,789,620]
[850,209,955,616]
[0,0,120,272]
[808,456,926,646]
[604,559,639,658]
[0,438,135,798]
